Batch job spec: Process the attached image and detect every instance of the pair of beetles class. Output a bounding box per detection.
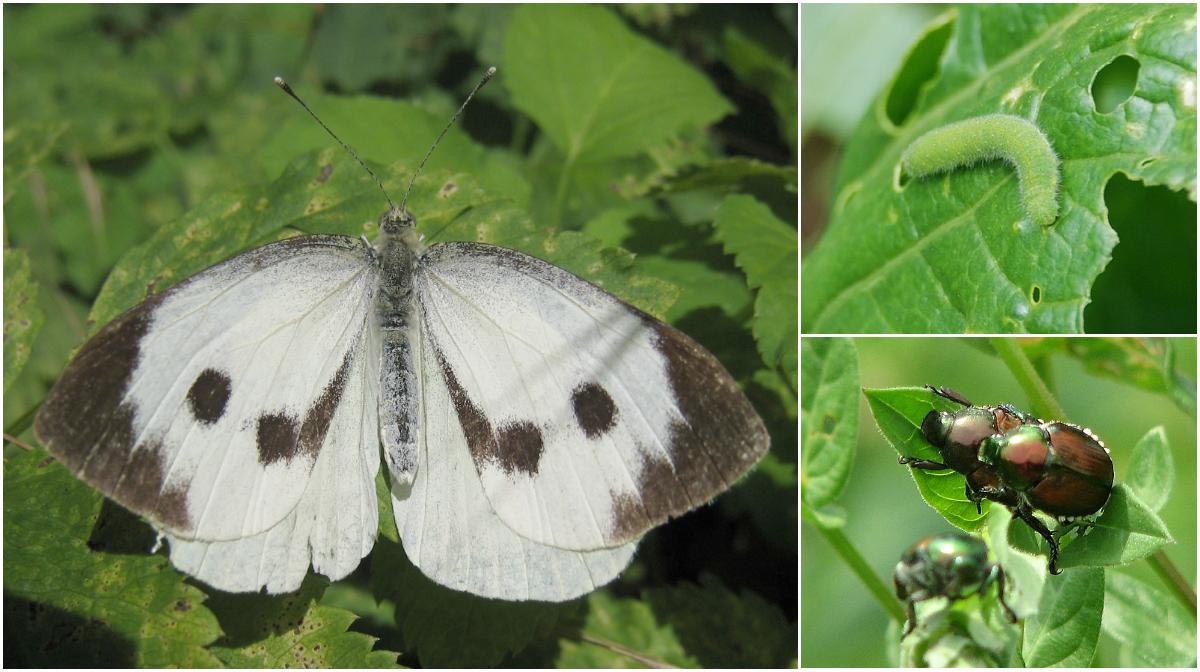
[892,385,1115,638]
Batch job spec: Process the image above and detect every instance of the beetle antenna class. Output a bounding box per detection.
[273,75,397,212]
[400,66,496,214]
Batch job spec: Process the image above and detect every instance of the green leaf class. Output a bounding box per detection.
[4,4,238,158]
[722,26,798,151]
[206,576,400,667]
[4,449,221,667]
[1037,484,1174,571]
[2,120,68,204]
[714,195,797,386]
[1124,426,1173,512]
[369,532,580,668]
[863,386,986,529]
[1031,338,1196,418]
[640,577,796,667]
[1102,572,1197,667]
[258,93,531,209]
[5,160,154,297]
[640,156,797,198]
[799,338,858,507]
[3,248,44,393]
[1023,567,1104,666]
[803,4,1196,332]
[311,6,456,92]
[554,591,697,668]
[504,4,732,163]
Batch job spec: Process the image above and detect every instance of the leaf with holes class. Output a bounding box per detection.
[802,4,1196,333]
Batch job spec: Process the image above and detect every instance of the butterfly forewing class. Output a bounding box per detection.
[409,242,770,552]
[35,236,380,550]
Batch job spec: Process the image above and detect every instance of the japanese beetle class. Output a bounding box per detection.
[893,532,1017,638]
[900,386,1114,575]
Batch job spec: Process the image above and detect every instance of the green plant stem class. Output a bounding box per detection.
[550,152,575,229]
[805,511,906,624]
[991,338,1066,420]
[1148,550,1198,617]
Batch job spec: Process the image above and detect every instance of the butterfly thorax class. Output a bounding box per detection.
[374,208,421,331]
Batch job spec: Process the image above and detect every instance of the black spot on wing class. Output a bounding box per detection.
[571,382,618,439]
[187,368,231,425]
[256,412,300,465]
[256,349,355,466]
[434,345,544,477]
[608,319,770,543]
[495,421,544,475]
[317,164,333,182]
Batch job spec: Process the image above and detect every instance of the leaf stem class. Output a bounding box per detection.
[803,503,906,624]
[1148,550,1198,616]
[3,433,35,451]
[990,338,1065,420]
[550,152,576,229]
[576,633,673,668]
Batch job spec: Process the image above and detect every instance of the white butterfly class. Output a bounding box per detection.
[33,70,769,602]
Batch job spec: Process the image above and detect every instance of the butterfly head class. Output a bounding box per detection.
[380,206,416,235]
[376,206,424,257]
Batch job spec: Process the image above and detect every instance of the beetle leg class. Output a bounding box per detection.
[994,566,1018,623]
[964,483,983,515]
[899,456,949,470]
[901,599,917,639]
[998,402,1039,424]
[926,385,973,407]
[1013,506,1060,574]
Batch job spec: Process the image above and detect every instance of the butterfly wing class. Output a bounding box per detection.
[390,316,636,601]
[35,235,382,592]
[166,323,381,593]
[406,242,768,553]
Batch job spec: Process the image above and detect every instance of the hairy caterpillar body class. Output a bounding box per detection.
[901,114,1060,227]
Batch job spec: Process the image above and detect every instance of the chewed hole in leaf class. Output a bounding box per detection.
[1091,54,1140,113]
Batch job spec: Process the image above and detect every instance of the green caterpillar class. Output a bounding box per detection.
[901,114,1060,227]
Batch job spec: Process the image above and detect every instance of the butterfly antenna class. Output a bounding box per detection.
[400,66,496,214]
[273,76,397,212]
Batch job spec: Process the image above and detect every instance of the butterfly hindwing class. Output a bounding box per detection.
[35,235,382,592]
[408,242,769,553]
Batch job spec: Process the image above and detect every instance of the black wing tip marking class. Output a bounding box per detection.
[606,318,769,543]
[34,292,192,531]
